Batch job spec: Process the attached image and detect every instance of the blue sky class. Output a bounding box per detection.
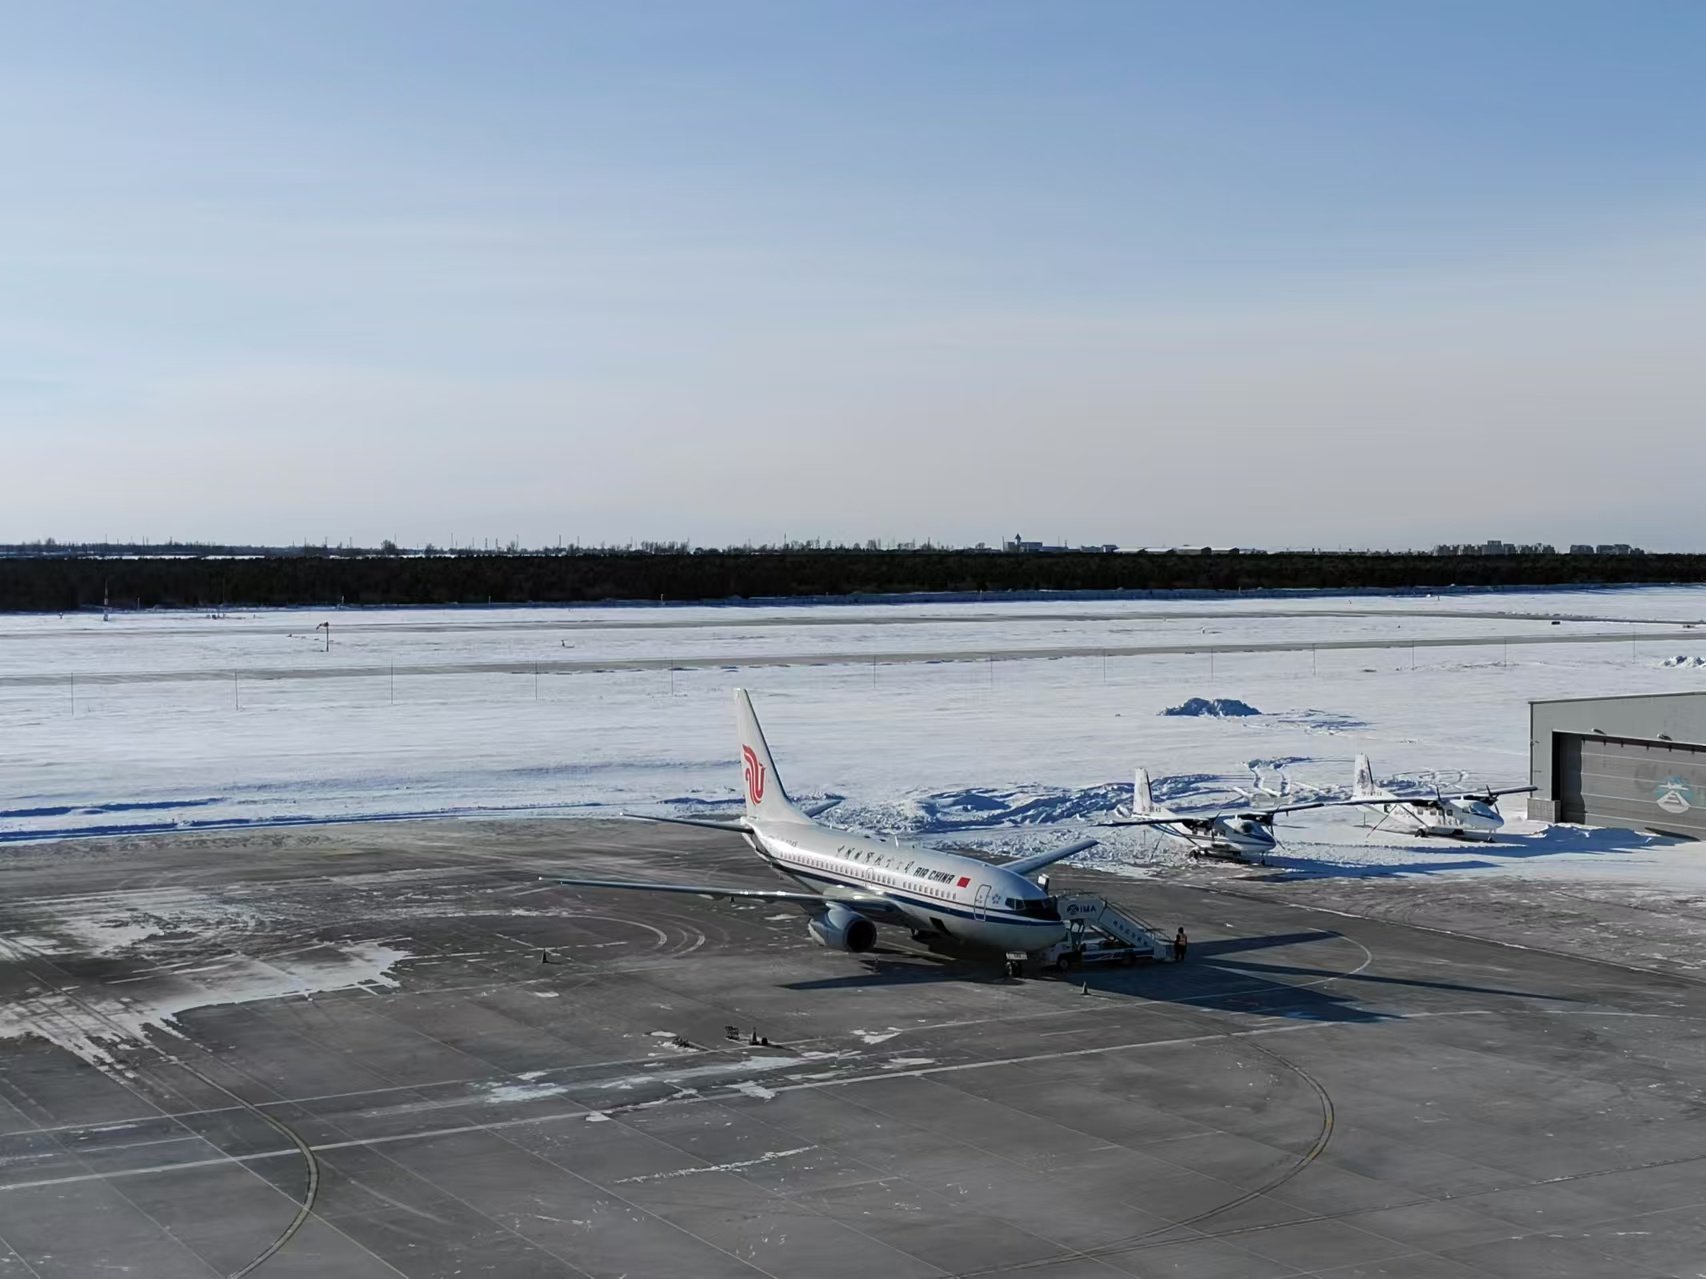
[5,3,1705,548]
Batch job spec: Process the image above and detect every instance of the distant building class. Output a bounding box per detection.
[1433,540,1553,556]
[1003,533,1108,553]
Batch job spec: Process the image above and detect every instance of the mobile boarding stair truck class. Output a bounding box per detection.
[1008,893,1175,975]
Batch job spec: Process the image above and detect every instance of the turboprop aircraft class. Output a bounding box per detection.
[1105,767,1355,863]
[1351,754,1535,840]
[552,690,1098,971]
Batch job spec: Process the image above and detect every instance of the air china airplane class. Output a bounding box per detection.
[554,690,1098,966]
[1107,767,1354,862]
[1352,754,1535,840]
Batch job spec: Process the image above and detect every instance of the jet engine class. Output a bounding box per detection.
[807,904,877,953]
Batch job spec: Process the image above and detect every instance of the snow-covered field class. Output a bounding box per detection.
[8,586,1706,889]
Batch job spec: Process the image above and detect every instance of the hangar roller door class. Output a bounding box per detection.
[1556,733,1706,837]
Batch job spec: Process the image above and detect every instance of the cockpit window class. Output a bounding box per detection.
[1003,896,1060,920]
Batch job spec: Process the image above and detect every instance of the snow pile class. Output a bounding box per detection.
[1161,697,1261,718]
[848,783,1131,835]
[1661,655,1706,668]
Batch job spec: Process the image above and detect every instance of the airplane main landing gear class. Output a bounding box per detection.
[1004,957,1025,979]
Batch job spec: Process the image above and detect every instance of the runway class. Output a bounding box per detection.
[1,625,1698,688]
[3,602,1702,643]
[0,819,1700,1276]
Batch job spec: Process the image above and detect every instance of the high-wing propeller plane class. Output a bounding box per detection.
[1103,767,1353,863]
[1351,754,1535,840]
[552,690,1099,968]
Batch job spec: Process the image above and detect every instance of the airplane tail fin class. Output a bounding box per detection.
[734,689,809,825]
[1352,754,1378,800]
[1133,767,1155,816]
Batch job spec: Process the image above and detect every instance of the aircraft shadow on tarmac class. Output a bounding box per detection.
[1251,822,1686,883]
[784,929,1561,1024]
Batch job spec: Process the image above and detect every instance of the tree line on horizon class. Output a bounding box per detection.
[0,550,1700,612]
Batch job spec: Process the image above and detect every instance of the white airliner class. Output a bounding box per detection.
[1106,767,1352,862]
[553,690,1098,965]
[1351,754,1535,840]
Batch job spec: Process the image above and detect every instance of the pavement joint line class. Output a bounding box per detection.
[0,1016,1399,1194]
[248,1069,609,1279]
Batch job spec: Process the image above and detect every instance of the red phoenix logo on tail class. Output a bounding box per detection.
[742,745,766,806]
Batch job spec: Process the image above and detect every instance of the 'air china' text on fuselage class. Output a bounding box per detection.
[748,827,1067,953]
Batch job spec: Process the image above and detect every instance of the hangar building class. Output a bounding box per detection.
[1529,691,1706,837]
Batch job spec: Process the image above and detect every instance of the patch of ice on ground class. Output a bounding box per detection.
[1271,709,1369,732]
[592,1055,802,1092]
[480,1081,569,1104]
[612,1146,812,1184]
[4,889,261,957]
[0,938,409,1068]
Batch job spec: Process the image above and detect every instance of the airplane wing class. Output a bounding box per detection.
[1102,814,1195,828]
[1355,784,1537,807]
[552,876,906,921]
[1244,796,1374,817]
[999,838,1099,878]
[621,812,752,833]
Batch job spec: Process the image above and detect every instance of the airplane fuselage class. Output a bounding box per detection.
[1363,796,1502,840]
[1154,814,1277,860]
[748,824,1069,954]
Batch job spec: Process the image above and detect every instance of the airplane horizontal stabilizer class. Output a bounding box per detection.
[620,812,752,833]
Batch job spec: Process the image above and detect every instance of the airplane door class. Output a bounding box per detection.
[972,883,991,921]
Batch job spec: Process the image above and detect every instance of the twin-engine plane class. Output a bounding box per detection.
[1106,757,1536,860]
[1351,754,1535,840]
[1103,767,1355,863]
